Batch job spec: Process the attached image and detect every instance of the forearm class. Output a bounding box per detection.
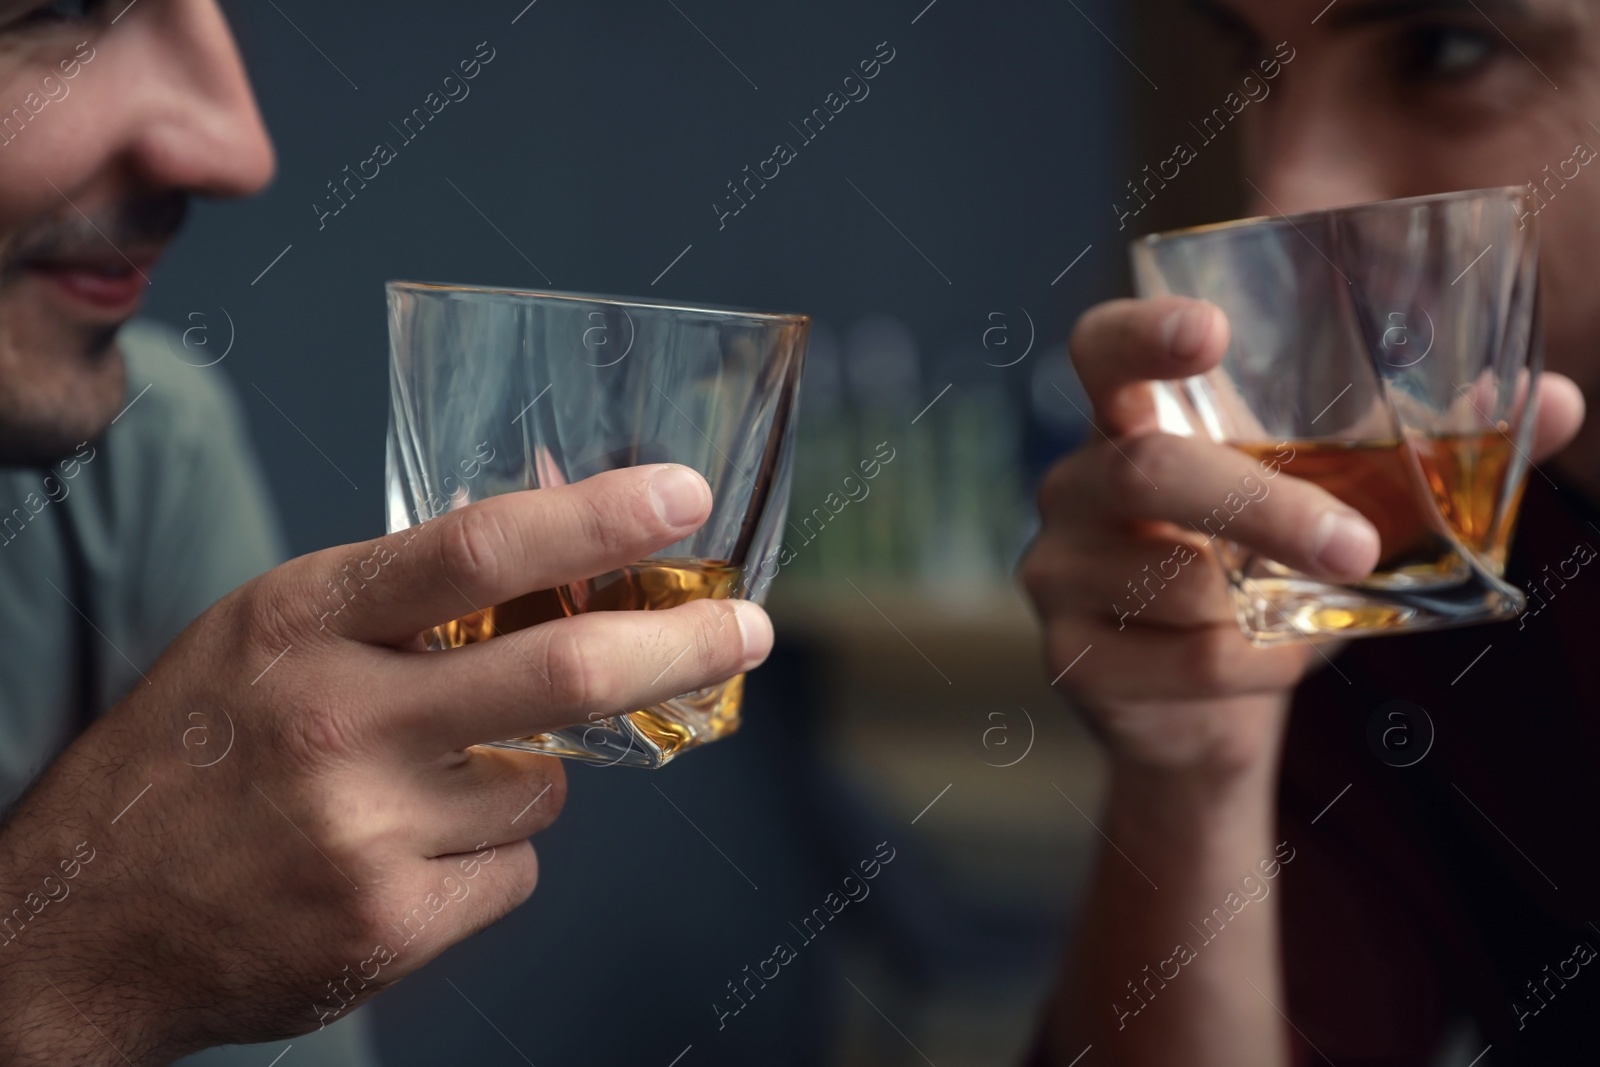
[0,966,154,1067]
[0,748,176,1066]
[1042,708,1291,1065]
[0,864,140,1065]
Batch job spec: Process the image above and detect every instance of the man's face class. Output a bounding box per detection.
[1202,0,1600,398]
[0,0,272,465]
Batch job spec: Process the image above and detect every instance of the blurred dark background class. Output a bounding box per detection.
[164,0,1130,560]
[143,0,1242,1063]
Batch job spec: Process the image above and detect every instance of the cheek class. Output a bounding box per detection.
[0,78,124,218]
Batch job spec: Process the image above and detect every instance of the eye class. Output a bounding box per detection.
[1395,23,1500,81]
[11,0,101,26]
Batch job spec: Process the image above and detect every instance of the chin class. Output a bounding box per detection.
[0,325,125,468]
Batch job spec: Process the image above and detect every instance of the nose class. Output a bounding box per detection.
[111,0,276,199]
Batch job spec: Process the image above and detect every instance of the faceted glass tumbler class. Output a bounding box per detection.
[386,282,808,767]
[1130,187,1540,643]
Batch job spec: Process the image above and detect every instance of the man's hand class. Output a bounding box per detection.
[0,463,770,1066]
[1022,295,1584,776]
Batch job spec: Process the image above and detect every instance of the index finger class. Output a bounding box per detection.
[307,464,713,645]
[1044,432,1381,583]
[1070,297,1230,436]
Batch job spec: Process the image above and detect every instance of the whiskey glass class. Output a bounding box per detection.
[386,283,808,766]
[1130,187,1540,643]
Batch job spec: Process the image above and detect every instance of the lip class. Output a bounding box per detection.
[26,249,161,316]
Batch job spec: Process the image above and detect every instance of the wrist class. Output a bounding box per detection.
[1108,756,1274,820]
[1101,685,1292,781]
[1102,742,1281,864]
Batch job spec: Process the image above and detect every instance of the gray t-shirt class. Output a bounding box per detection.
[0,321,377,1066]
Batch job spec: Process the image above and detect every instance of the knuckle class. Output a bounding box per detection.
[1112,433,1177,498]
[501,842,541,908]
[1036,455,1081,516]
[1019,547,1067,604]
[1068,302,1116,363]
[342,876,411,947]
[1237,642,1317,693]
[541,626,604,712]
[1269,645,1319,690]
[351,874,433,951]
[535,763,569,821]
[347,903,398,954]
[278,698,365,766]
[1174,625,1243,695]
[232,573,304,655]
[459,842,540,923]
[573,482,641,560]
[437,506,509,595]
[694,602,741,674]
[1070,298,1144,362]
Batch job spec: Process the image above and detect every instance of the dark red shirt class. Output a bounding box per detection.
[1282,474,1600,1064]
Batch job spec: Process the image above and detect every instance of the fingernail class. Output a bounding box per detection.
[649,466,708,527]
[1161,303,1217,359]
[1311,508,1380,577]
[730,600,773,669]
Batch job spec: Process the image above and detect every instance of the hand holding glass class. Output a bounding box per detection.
[1130,187,1540,642]
[387,283,807,766]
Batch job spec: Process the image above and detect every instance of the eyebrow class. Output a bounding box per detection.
[0,2,41,32]
[1189,0,1537,35]
[1323,0,1534,28]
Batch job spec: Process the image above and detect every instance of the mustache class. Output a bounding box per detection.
[1,191,188,270]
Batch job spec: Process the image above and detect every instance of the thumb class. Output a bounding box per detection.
[1530,373,1585,464]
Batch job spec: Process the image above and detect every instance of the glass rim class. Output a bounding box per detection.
[386,280,810,326]
[1132,185,1530,247]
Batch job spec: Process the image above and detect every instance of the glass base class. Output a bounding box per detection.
[486,674,744,768]
[1230,575,1525,646]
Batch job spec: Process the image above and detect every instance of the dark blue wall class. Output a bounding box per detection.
[144,2,1132,1063]
[148,0,1128,555]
